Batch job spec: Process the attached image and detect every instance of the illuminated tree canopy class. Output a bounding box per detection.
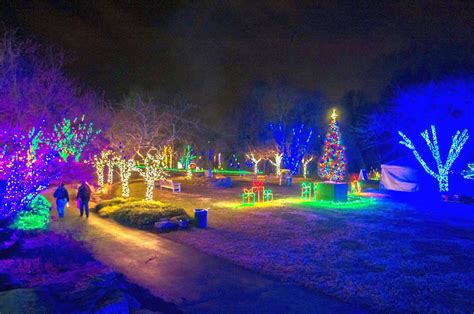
[50,115,101,162]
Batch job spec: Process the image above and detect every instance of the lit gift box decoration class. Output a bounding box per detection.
[241,181,274,205]
[301,182,312,199]
[263,189,273,202]
[242,188,256,205]
[252,180,265,202]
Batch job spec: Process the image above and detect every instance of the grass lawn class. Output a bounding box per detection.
[111,175,474,312]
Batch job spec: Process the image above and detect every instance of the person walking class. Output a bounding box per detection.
[76,181,92,218]
[53,183,69,219]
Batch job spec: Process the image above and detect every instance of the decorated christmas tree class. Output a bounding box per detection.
[319,109,346,181]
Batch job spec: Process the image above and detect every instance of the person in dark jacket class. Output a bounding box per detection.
[53,182,69,218]
[76,181,92,218]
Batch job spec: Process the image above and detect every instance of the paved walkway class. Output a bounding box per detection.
[50,206,366,313]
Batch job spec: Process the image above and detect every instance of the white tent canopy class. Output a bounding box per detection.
[381,160,419,192]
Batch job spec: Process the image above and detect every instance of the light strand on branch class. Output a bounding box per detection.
[399,125,469,192]
[301,156,314,178]
[246,153,262,175]
[50,115,101,162]
[137,151,168,201]
[269,152,283,177]
[116,158,135,198]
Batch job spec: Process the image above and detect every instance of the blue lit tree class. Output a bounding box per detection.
[399,125,469,192]
[461,164,474,180]
[358,78,474,164]
[270,122,313,174]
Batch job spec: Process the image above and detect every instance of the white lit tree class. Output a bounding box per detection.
[246,152,263,175]
[301,155,314,178]
[136,150,168,201]
[399,125,469,192]
[116,157,136,198]
[106,151,116,185]
[269,152,283,177]
[91,150,113,192]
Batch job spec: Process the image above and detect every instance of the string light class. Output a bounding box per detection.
[137,151,168,201]
[50,115,101,162]
[399,125,469,192]
[269,152,283,177]
[241,188,256,205]
[163,145,173,168]
[301,156,314,178]
[116,158,135,198]
[246,153,262,175]
[270,122,313,175]
[368,168,380,180]
[319,109,346,182]
[461,163,474,180]
[106,151,117,185]
[1,127,57,219]
[217,153,222,169]
[9,195,51,230]
[179,144,196,179]
[241,181,273,205]
[350,176,361,194]
[301,182,312,199]
[91,150,112,192]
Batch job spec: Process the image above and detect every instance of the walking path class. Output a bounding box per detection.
[51,206,366,313]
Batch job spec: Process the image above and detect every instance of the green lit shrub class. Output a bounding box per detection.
[10,195,51,231]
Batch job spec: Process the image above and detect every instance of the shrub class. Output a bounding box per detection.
[94,197,140,212]
[10,195,51,231]
[95,199,187,229]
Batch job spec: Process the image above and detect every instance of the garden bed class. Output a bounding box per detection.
[95,198,189,230]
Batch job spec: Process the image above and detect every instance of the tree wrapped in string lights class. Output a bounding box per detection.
[50,115,101,162]
[179,144,196,179]
[269,151,283,177]
[246,152,263,175]
[116,157,136,198]
[106,151,117,185]
[301,155,314,178]
[91,150,113,192]
[399,125,469,192]
[0,128,58,220]
[163,145,173,168]
[137,150,168,201]
[270,122,313,175]
[319,109,346,182]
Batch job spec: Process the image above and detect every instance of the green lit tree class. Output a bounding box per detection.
[50,115,101,162]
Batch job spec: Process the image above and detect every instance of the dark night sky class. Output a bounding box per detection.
[2,1,474,120]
